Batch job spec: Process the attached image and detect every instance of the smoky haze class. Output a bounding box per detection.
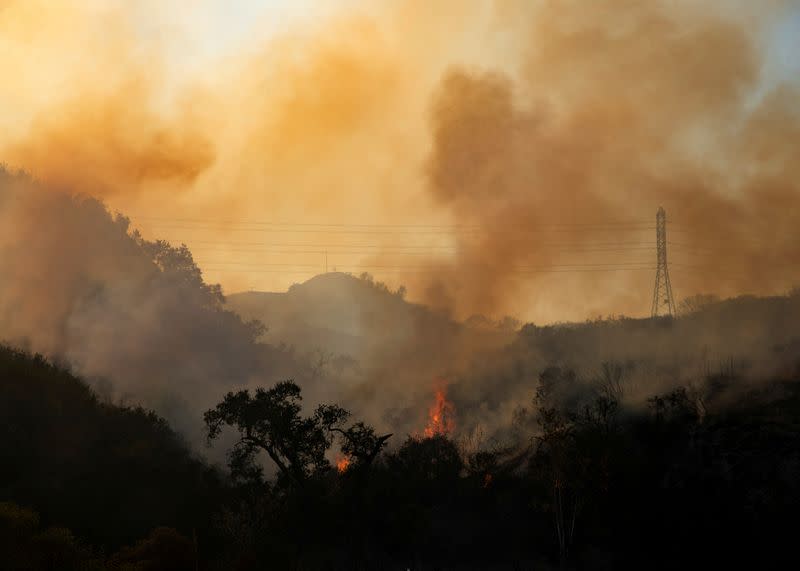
[2,172,800,458]
[0,171,313,446]
[3,5,800,568]
[421,1,800,317]
[0,1,799,455]
[0,0,797,321]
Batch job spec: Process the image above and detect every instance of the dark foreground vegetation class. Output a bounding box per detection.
[2,344,799,570]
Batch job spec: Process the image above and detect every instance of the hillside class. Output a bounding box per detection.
[227,273,520,435]
[0,346,223,550]
[447,292,800,440]
[0,168,317,450]
[228,276,800,442]
[228,272,461,361]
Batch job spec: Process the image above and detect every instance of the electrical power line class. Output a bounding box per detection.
[128,214,656,230]
[194,260,657,270]
[144,225,657,236]
[122,213,759,293]
[200,266,658,276]
[183,239,656,250]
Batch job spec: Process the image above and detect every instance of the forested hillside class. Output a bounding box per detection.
[3,165,800,569]
[0,345,224,566]
[3,342,800,569]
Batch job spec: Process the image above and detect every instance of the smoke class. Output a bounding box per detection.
[0,0,447,213]
[0,0,799,457]
[0,170,313,446]
[0,0,217,201]
[0,0,461,296]
[421,0,800,319]
[5,84,215,197]
[2,0,796,320]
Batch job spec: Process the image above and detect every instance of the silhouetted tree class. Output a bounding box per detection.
[389,435,463,487]
[205,381,348,487]
[532,366,622,568]
[329,422,392,470]
[677,293,720,316]
[594,360,630,402]
[205,381,389,487]
[109,527,195,571]
[0,347,223,551]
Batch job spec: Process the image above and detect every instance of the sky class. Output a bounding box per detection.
[1,0,799,323]
[148,0,337,73]
[766,6,800,80]
[162,1,800,81]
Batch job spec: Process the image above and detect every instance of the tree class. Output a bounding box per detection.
[329,421,392,470]
[0,502,101,571]
[389,435,462,486]
[594,361,630,402]
[677,293,719,316]
[532,367,621,569]
[205,381,346,487]
[109,527,195,571]
[205,381,389,487]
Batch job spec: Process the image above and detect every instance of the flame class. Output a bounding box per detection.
[336,455,351,473]
[423,386,455,438]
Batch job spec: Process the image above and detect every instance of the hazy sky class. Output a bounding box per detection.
[1,1,798,323]
[766,6,800,80]
[160,1,800,80]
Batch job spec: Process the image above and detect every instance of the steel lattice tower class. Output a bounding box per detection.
[651,207,676,317]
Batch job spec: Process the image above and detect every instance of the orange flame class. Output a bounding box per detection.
[423,385,455,437]
[336,455,351,473]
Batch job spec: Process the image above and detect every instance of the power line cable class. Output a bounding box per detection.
[143,224,657,236]
[200,266,658,275]
[128,214,655,230]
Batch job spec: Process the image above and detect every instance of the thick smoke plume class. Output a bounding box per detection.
[1,0,797,320]
[0,171,313,446]
[0,0,799,456]
[422,0,800,318]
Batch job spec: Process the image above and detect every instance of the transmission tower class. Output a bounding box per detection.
[651,207,676,317]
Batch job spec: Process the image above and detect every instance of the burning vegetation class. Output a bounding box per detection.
[336,455,351,474]
[423,383,456,438]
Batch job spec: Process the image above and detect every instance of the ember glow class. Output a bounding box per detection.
[423,385,455,438]
[336,455,351,474]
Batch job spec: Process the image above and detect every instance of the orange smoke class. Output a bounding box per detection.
[336,455,351,474]
[1,0,798,322]
[423,384,455,438]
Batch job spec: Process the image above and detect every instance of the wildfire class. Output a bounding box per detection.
[336,455,351,473]
[423,386,455,438]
